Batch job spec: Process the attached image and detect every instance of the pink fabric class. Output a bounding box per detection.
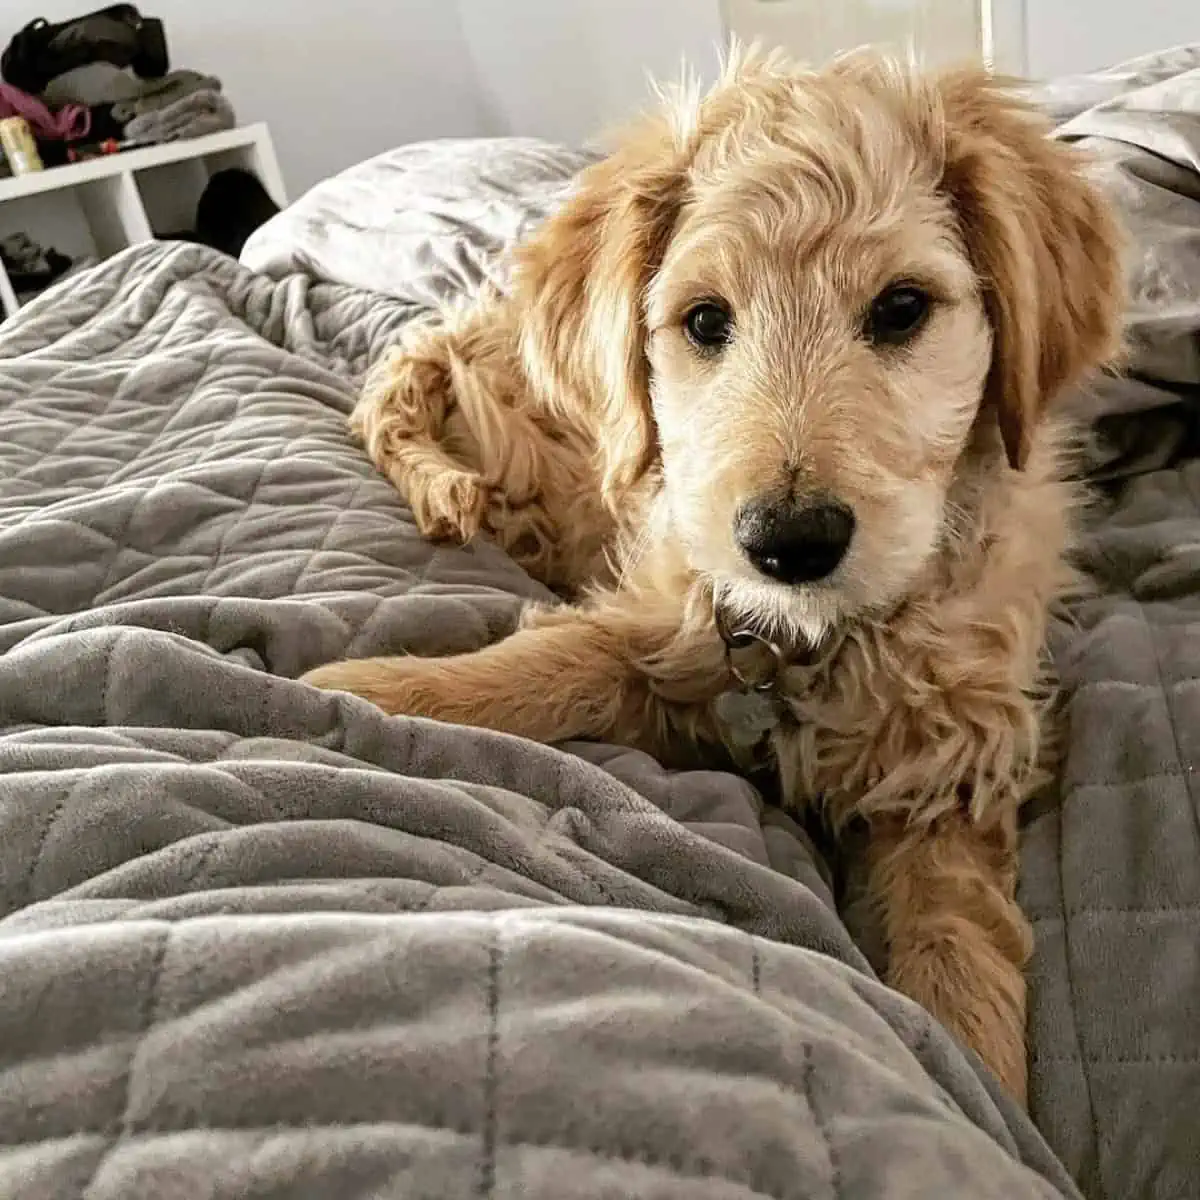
[0,83,89,141]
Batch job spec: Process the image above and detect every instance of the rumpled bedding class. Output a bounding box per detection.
[1012,44,1200,1200]
[0,245,1079,1198]
[241,136,599,307]
[0,45,1197,1200]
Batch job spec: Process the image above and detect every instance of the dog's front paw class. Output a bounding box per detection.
[413,469,491,544]
[301,656,447,718]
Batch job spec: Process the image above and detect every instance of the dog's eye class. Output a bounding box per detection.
[683,302,733,350]
[866,285,931,347]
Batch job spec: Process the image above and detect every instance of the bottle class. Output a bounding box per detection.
[0,117,45,176]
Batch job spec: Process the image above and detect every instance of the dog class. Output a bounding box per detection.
[304,47,1125,1102]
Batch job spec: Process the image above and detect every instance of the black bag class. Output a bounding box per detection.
[2,5,168,95]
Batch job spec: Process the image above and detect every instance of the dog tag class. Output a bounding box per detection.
[714,687,780,749]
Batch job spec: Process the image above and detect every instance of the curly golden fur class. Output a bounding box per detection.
[304,47,1125,1102]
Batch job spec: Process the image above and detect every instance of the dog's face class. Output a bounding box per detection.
[645,132,991,638]
[516,50,1123,641]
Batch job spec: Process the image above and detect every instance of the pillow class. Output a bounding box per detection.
[240,137,597,309]
[1029,45,1200,392]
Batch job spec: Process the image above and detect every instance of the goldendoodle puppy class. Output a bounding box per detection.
[305,48,1125,1102]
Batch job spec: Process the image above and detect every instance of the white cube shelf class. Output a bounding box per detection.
[0,122,286,317]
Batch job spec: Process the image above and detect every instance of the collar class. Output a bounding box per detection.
[711,590,835,764]
[711,590,833,692]
[712,599,786,692]
[711,596,786,762]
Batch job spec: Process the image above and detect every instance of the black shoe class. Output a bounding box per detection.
[2,5,168,95]
[0,234,73,291]
[195,169,282,259]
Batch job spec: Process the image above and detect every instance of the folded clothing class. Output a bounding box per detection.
[39,64,233,152]
[0,232,72,291]
[124,87,234,143]
[110,68,220,122]
[0,80,87,139]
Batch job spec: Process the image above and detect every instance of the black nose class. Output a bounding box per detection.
[734,496,855,585]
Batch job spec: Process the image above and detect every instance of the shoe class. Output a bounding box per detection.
[195,169,281,259]
[0,234,73,291]
[2,5,168,95]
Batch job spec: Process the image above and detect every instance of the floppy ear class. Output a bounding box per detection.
[937,70,1125,470]
[512,111,692,508]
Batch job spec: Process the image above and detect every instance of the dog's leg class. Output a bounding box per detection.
[354,298,608,590]
[356,316,493,546]
[303,592,727,755]
[862,808,1032,1104]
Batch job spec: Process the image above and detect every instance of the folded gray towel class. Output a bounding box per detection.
[111,69,222,122]
[125,89,235,143]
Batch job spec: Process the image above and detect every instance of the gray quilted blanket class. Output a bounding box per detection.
[0,245,1074,1199]
[1016,45,1200,1200]
[0,46,1198,1199]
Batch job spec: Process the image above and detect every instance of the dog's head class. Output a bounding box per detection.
[514,48,1123,641]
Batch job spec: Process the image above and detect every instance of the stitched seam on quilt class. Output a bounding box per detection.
[16,775,85,915]
[1030,904,1200,918]
[81,925,171,1198]
[288,472,371,598]
[5,357,129,490]
[14,634,127,913]
[1065,768,1193,793]
[801,1043,841,1200]
[1032,1053,1200,1064]
[1140,604,1200,855]
[196,437,286,596]
[0,1126,785,1195]
[1072,678,1200,695]
[1055,801,1104,1199]
[478,922,502,1199]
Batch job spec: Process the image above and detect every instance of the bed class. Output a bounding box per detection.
[1,47,1198,1200]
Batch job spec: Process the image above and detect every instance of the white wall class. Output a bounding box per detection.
[18,0,725,197]
[717,0,1197,81]
[457,0,725,146]
[165,0,496,195]
[19,0,1196,201]
[25,0,496,196]
[1023,0,1196,79]
[723,0,982,70]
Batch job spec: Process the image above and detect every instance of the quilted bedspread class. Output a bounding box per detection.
[0,46,1198,1200]
[0,244,1077,1199]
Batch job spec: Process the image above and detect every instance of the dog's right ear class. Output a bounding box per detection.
[512,111,692,510]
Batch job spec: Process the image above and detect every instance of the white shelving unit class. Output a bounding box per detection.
[0,122,286,318]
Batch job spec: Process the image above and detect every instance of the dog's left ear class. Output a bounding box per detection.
[937,70,1125,470]
[512,110,692,509]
